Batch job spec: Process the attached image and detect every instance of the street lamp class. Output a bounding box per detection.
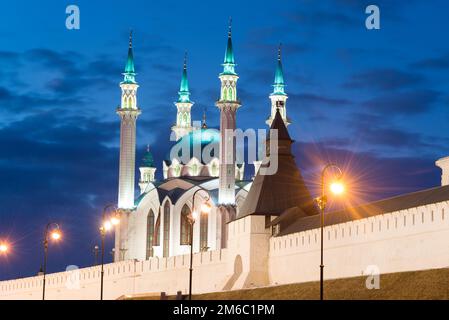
[100,204,120,300]
[42,223,62,300]
[315,164,344,301]
[188,188,212,300]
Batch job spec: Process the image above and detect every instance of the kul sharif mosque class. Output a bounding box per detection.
[112,21,316,262]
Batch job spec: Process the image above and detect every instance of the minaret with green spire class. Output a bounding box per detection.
[266,44,290,127]
[216,18,241,205]
[172,52,194,141]
[116,30,141,261]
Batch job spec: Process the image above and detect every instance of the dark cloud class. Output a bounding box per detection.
[0,85,84,112]
[411,53,449,70]
[344,69,425,91]
[362,90,440,115]
[0,111,123,277]
[291,92,353,107]
[286,10,360,28]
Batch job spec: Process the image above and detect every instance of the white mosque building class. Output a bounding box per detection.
[1,22,449,300]
[113,24,296,262]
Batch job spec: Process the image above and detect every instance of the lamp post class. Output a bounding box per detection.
[100,204,120,300]
[42,223,62,300]
[315,164,344,301]
[188,188,212,301]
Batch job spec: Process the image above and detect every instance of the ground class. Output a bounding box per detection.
[128,268,449,300]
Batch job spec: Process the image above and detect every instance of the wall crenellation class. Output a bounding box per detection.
[268,200,449,285]
[270,201,449,255]
[0,249,228,298]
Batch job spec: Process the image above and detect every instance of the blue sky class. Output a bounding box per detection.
[0,0,448,280]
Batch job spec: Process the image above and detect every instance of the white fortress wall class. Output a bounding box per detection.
[269,201,449,285]
[0,249,228,300]
[2,201,449,300]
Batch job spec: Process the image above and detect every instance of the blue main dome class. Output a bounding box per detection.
[166,128,220,165]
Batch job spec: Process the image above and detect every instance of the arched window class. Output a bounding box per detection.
[153,210,161,246]
[222,88,227,101]
[191,163,198,176]
[163,202,170,257]
[200,212,208,251]
[180,204,191,245]
[228,87,233,101]
[146,210,155,259]
[211,162,218,176]
[174,165,181,177]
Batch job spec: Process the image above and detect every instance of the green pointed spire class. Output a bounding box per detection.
[272,44,286,96]
[178,52,191,103]
[142,145,155,167]
[122,31,137,84]
[221,18,236,75]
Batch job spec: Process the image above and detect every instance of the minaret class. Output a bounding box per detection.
[216,19,241,205]
[172,53,194,141]
[117,31,141,209]
[266,44,290,127]
[139,145,157,194]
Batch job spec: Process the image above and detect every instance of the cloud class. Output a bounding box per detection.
[0,85,84,113]
[411,53,449,70]
[286,10,360,28]
[362,89,440,115]
[291,92,353,107]
[344,69,425,91]
[0,112,121,277]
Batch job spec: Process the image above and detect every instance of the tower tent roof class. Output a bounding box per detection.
[269,107,291,141]
[238,109,318,219]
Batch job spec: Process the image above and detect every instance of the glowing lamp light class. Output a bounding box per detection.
[103,221,113,231]
[191,211,199,221]
[51,230,61,241]
[200,202,212,214]
[110,216,120,226]
[0,243,8,254]
[330,181,345,195]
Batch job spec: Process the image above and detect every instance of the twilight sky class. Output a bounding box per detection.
[0,0,448,280]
